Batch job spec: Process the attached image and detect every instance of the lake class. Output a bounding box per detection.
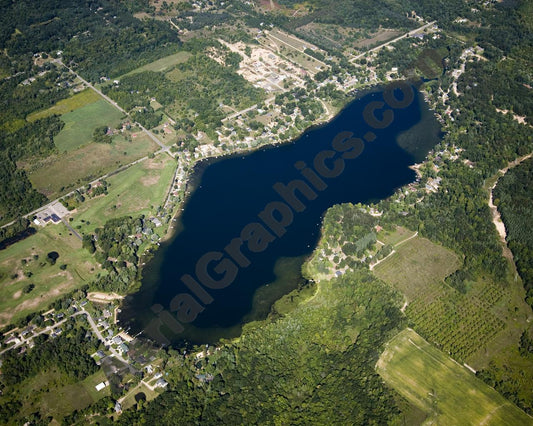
[119,82,442,345]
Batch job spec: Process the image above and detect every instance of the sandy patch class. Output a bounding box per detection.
[0,281,72,327]
[13,290,22,299]
[87,291,124,302]
[144,159,166,170]
[140,175,160,186]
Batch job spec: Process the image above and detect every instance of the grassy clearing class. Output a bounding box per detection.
[26,89,101,122]
[0,225,100,326]
[70,154,176,233]
[26,132,158,198]
[374,235,460,302]
[377,328,532,425]
[54,99,125,152]
[14,369,110,421]
[119,51,191,78]
[377,226,417,246]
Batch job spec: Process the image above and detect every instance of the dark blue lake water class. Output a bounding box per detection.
[120,84,441,345]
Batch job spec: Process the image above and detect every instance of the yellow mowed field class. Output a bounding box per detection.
[377,328,532,425]
[26,89,101,122]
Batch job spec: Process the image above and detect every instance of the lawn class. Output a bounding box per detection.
[54,99,125,152]
[26,131,158,198]
[70,154,177,233]
[120,382,160,411]
[26,89,101,122]
[118,51,191,78]
[377,328,532,425]
[0,225,100,326]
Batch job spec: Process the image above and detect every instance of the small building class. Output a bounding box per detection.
[96,350,106,358]
[153,372,163,379]
[113,336,123,345]
[95,382,107,392]
[50,214,61,223]
[155,379,168,388]
[118,343,129,354]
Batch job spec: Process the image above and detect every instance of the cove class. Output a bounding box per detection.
[120,84,442,345]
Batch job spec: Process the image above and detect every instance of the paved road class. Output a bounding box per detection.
[56,59,171,153]
[1,308,129,364]
[0,152,165,230]
[222,96,275,122]
[350,21,437,63]
[80,307,129,364]
[0,311,84,355]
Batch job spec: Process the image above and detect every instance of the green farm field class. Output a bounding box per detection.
[118,51,191,78]
[54,99,125,152]
[0,225,100,326]
[377,328,532,425]
[25,132,158,198]
[70,154,176,232]
[26,89,101,122]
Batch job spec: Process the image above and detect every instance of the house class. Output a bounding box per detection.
[97,350,106,358]
[113,336,123,345]
[115,401,122,413]
[155,379,168,388]
[195,373,214,383]
[118,343,129,354]
[145,365,154,374]
[95,382,107,392]
[154,372,163,379]
[151,218,162,227]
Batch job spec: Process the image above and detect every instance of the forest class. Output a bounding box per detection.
[0,320,99,421]
[0,116,64,225]
[116,269,405,424]
[103,48,264,134]
[0,0,179,82]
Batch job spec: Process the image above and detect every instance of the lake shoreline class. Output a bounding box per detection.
[121,82,441,345]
